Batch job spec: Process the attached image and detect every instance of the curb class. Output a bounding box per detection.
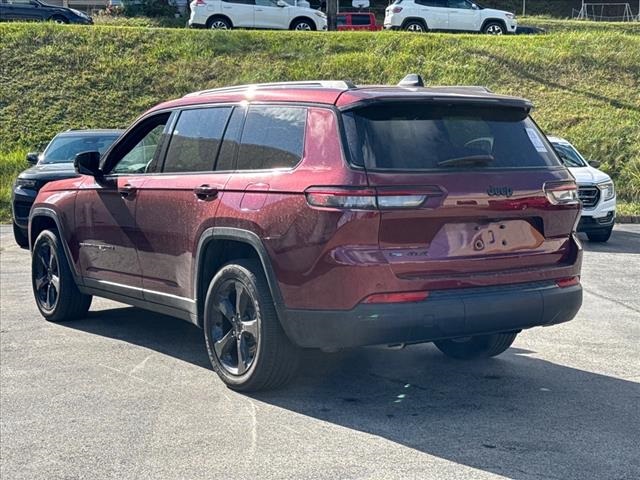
[615,216,640,224]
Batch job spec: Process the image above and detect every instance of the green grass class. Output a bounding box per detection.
[1,22,639,221]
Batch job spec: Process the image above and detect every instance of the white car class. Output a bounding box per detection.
[188,0,327,30]
[384,0,517,34]
[548,136,616,242]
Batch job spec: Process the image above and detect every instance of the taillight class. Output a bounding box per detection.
[391,6,403,13]
[195,0,206,5]
[556,276,580,288]
[544,181,579,205]
[305,186,441,210]
[362,290,429,304]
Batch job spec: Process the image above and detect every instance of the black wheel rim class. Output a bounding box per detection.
[34,241,60,311]
[210,279,259,376]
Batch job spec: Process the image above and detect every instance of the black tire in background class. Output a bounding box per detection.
[434,332,518,360]
[50,15,69,24]
[31,229,92,322]
[12,221,29,249]
[203,259,299,391]
[587,227,613,242]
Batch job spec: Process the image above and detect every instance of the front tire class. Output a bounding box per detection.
[434,332,517,360]
[31,229,92,322]
[483,21,505,34]
[587,226,613,242]
[291,18,315,31]
[50,15,69,24]
[13,221,29,249]
[203,259,299,391]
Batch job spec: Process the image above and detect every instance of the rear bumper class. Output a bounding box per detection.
[281,281,582,349]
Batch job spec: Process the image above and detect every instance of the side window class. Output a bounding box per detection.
[448,0,472,8]
[255,0,276,6]
[236,106,306,171]
[216,106,246,171]
[352,14,371,25]
[417,0,446,6]
[162,107,232,173]
[109,114,170,175]
[222,0,254,4]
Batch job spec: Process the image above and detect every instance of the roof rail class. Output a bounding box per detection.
[184,80,356,97]
[431,86,494,93]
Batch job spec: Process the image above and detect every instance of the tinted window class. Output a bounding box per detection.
[216,106,246,171]
[416,0,447,6]
[110,114,170,174]
[552,143,587,168]
[343,103,561,171]
[41,134,120,164]
[223,0,254,4]
[352,14,371,25]
[236,106,306,171]
[163,108,231,173]
[448,0,473,8]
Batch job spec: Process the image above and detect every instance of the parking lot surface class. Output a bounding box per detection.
[1,224,639,480]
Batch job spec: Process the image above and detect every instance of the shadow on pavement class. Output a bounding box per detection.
[64,306,640,480]
[579,229,640,255]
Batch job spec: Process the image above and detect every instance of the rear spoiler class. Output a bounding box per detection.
[338,95,534,114]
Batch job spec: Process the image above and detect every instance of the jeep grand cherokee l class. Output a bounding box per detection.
[28,76,583,391]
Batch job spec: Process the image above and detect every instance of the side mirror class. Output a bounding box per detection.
[75,151,102,177]
[588,160,601,168]
[276,0,286,6]
[26,152,40,165]
[471,3,478,9]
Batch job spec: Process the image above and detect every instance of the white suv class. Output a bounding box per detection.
[384,0,517,34]
[188,0,327,30]
[548,136,616,242]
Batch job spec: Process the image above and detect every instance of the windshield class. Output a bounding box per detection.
[41,133,120,164]
[551,142,587,168]
[342,103,561,171]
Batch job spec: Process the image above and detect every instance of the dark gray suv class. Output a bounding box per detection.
[0,0,93,24]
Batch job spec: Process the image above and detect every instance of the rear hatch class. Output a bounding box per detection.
[341,100,581,288]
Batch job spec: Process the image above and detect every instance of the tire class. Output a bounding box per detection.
[207,16,231,30]
[587,227,613,242]
[403,20,427,33]
[50,15,69,24]
[31,229,92,322]
[203,259,299,391]
[434,332,518,360]
[483,21,505,35]
[291,18,315,31]
[13,221,29,249]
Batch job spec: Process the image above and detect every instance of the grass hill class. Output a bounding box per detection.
[1,23,638,220]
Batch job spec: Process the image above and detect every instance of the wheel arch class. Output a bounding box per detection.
[29,207,82,283]
[289,16,316,30]
[194,227,285,328]
[401,17,428,30]
[481,18,507,32]
[206,14,233,28]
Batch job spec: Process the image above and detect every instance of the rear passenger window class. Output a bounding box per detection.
[236,106,306,171]
[163,107,231,173]
[216,106,246,171]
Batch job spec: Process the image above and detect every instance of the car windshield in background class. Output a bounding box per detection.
[342,103,561,171]
[551,142,587,168]
[41,134,120,164]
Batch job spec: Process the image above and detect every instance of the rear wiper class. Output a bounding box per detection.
[438,155,495,167]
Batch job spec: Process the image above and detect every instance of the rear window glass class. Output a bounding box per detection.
[342,103,561,171]
[352,15,371,25]
[236,106,306,171]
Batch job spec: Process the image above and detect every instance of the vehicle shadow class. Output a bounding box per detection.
[580,229,640,254]
[64,306,640,480]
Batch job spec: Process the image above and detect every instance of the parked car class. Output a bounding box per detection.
[12,129,123,248]
[29,76,582,391]
[548,136,616,242]
[337,11,381,31]
[0,0,93,24]
[384,0,517,34]
[188,0,327,30]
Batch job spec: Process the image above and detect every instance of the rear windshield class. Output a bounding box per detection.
[342,103,561,171]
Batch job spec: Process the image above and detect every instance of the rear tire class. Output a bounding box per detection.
[403,20,427,32]
[434,332,517,360]
[13,221,29,249]
[31,229,92,322]
[587,227,613,243]
[203,259,299,391]
[207,16,231,30]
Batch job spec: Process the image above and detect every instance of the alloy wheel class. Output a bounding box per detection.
[210,279,260,376]
[211,20,229,29]
[34,241,60,311]
[486,24,504,34]
[294,22,312,31]
[406,23,424,32]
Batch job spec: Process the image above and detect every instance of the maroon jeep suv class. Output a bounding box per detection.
[29,76,583,391]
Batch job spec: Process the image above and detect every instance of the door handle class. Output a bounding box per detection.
[119,184,137,198]
[255,8,263,10]
[194,184,219,200]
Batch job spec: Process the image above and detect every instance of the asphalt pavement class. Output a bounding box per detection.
[1,224,639,480]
